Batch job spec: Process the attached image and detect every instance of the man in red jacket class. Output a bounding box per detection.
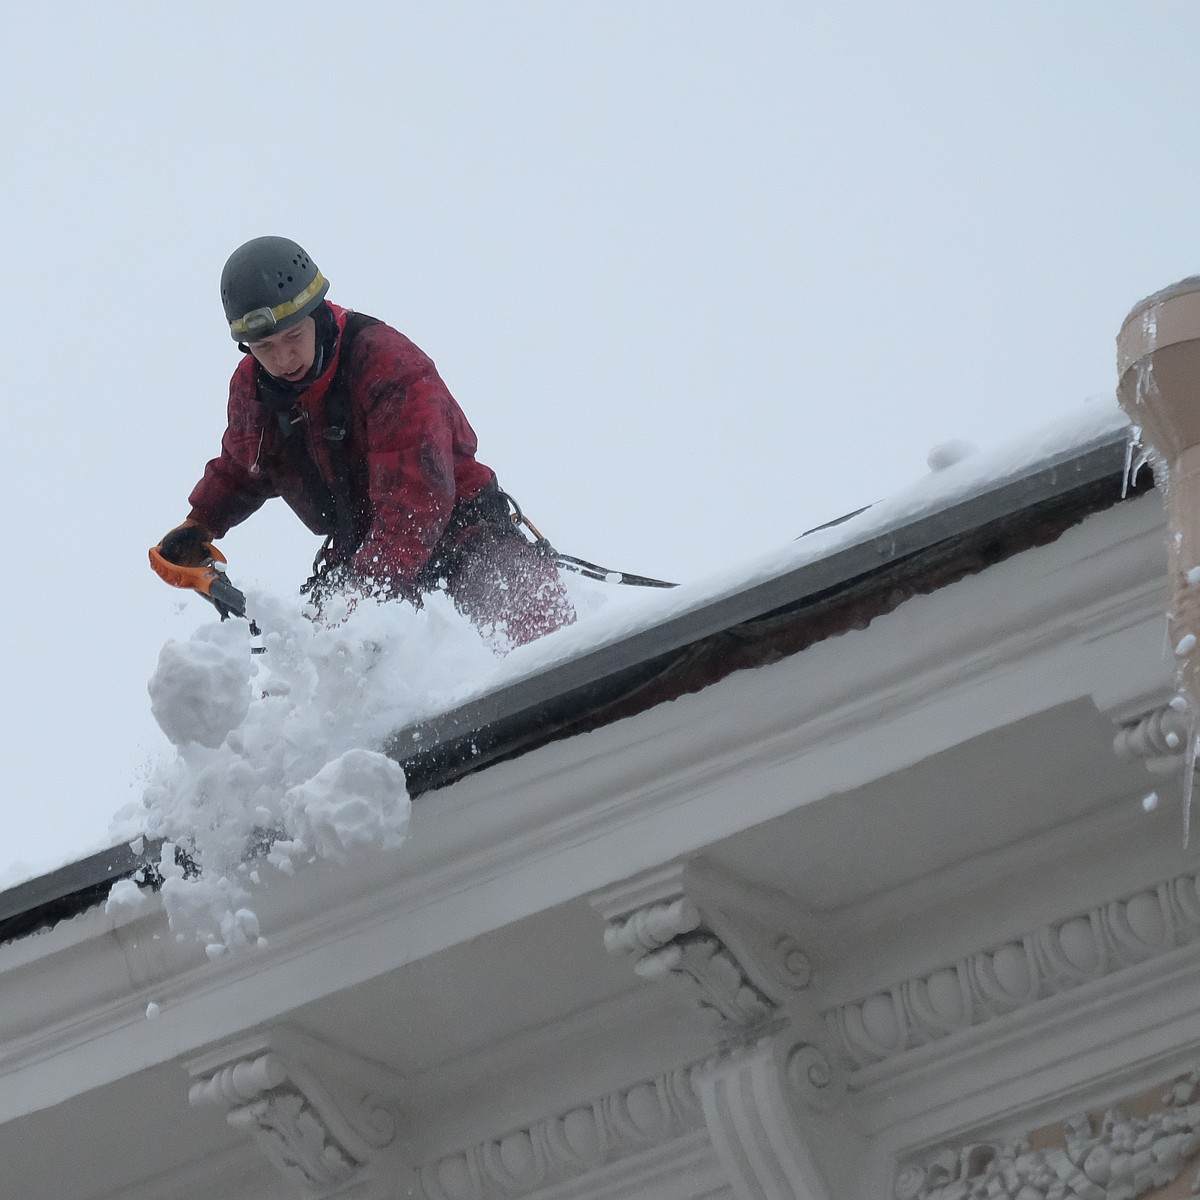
[153,236,573,646]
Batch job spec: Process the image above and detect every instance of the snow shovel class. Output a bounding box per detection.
[149,541,265,651]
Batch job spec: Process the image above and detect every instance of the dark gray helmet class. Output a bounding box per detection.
[220,236,329,341]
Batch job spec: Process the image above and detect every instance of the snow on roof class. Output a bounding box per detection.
[0,398,1137,950]
[445,398,1132,701]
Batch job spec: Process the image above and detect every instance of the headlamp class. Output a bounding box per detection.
[238,307,277,339]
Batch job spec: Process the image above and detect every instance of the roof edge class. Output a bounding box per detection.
[386,429,1143,794]
[0,427,1144,947]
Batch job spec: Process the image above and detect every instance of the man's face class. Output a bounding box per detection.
[247,316,317,382]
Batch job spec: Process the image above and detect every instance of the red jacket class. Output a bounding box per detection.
[188,304,495,588]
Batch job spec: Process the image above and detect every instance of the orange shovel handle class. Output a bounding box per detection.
[148,541,227,597]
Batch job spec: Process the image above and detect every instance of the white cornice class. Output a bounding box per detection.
[0,496,1175,1131]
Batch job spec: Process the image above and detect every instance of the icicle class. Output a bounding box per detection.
[1184,717,1199,849]
[1123,430,1137,499]
[1142,301,1160,347]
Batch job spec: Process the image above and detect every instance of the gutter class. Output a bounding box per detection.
[0,839,164,946]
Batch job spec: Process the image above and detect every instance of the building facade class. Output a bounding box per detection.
[3,420,1196,1200]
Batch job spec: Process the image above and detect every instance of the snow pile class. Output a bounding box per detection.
[117,587,507,956]
[110,400,1134,957]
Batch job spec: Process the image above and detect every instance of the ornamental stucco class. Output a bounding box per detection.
[897,1070,1200,1200]
[826,870,1200,1071]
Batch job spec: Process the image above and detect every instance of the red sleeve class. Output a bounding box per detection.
[349,373,462,586]
[187,366,279,538]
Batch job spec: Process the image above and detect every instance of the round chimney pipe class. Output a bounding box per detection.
[1117,277,1200,707]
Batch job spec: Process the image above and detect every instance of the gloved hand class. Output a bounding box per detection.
[157,519,215,567]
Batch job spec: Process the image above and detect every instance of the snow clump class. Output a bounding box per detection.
[926,439,979,472]
[104,877,149,917]
[148,623,253,749]
[278,748,410,861]
[120,587,501,956]
[116,561,666,958]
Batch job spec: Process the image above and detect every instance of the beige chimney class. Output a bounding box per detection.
[1117,278,1200,710]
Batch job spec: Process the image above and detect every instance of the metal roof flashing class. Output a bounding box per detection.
[0,428,1144,947]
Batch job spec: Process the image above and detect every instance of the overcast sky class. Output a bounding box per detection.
[2,2,1198,880]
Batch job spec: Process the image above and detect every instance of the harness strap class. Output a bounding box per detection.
[322,312,381,557]
[499,491,677,589]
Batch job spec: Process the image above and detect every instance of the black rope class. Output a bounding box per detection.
[500,492,677,589]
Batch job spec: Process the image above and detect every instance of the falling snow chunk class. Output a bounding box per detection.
[282,749,410,860]
[1167,732,1182,749]
[128,836,144,856]
[147,627,253,749]
[1189,567,1200,587]
[205,943,227,961]
[104,878,148,916]
[145,1002,161,1020]
[1177,634,1197,657]
[1171,695,1191,711]
[1143,792,1160,812]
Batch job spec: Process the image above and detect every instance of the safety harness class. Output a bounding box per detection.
[267,312,676,594]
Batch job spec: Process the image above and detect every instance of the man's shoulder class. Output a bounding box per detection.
[227,354,258,404]
[345,314,437,379]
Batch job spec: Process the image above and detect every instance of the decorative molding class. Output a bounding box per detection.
[591,860,819,1036]
[415,1031,843,1200]
[1113,702,1194,774]
[694,1027,843,1200]
[826,869,1200,1071]
[895,1068,1200,1200]
[415,1066,704,1200]
[187,1025,404,1197]
[597,862,1200,1089]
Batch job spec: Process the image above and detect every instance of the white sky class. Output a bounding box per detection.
[1,2,1196,880]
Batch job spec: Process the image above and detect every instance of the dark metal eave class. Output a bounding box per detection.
[387,430,1145,796]
[0,428,1143,948]
[0,839,164,946]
